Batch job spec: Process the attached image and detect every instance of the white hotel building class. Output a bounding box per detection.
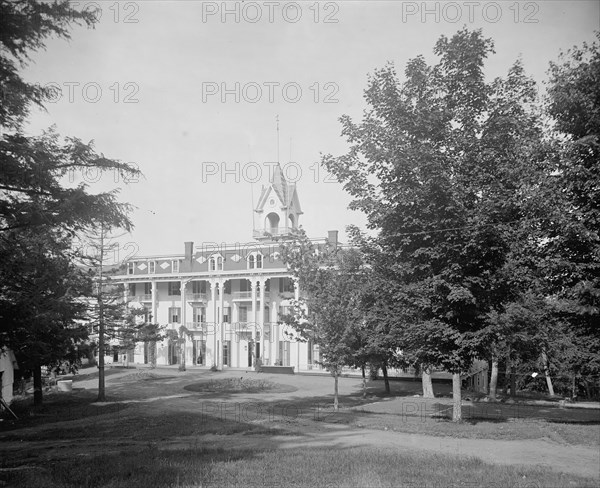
[111,166,334,371]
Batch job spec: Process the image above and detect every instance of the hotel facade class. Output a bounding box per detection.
[111,165,331,372]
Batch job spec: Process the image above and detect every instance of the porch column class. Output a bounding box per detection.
[272,297,278,365]
[233,298,239,367]
[210,281,217,367]
[181,279,189,367]
[294,278,301,371]
[151,281,157,322]
[219,281,225,369]
[259,277,265,363]
[251,280,257,366]
[251,280,257,341]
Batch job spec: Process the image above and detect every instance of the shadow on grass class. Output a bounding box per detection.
[0,403,293,442]
[1,446,262,488]
[3,444,598,488]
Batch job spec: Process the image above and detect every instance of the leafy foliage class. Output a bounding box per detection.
[0,0,140,404]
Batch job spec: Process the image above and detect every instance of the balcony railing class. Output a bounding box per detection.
[186,292,208,302]
[232,291,252,300]
[186,322,210,332]
[252,227,300,239]
[131,294,152,302]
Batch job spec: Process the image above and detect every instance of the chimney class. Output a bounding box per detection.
[184,241,193,262]
[327,230,338,248]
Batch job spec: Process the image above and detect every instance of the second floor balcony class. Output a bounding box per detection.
[186,322,211,332]
[186,292,209,302]
[232,291,252,300]
[130,294,152,303]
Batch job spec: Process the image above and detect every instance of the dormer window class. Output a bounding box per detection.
[247,252,263,269]
[209,254,223,271]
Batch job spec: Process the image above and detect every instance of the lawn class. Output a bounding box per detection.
[1,367,598,487]
[4,446,597,488]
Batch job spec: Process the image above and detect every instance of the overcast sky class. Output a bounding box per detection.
[22,0,599,259]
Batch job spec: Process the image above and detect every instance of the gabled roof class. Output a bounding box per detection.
[255,163,301,212]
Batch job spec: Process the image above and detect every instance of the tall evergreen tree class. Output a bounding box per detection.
[0,1,140,404]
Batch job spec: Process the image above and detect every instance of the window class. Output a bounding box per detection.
[168,282,181,296]
[247,252,263,269]
[223,306,231,323]
[223,340,231,367]
[240,279,249,292]
[143,307,151,323]
[127,262,135,275]
[169,307,181,323]
[210,255,223,271]
[279,305,293,317]
[128,283,136,295]
[265,280,270,292]
[193,306,205,323]
[144,282,152,295]
[192,281,206,294]
[239,306,248,322]
[280,277,294,293]
[149,261,156,274]
[172,260,180,273]
[224,281,231,294]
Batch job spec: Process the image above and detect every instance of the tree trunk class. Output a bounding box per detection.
[33,363,43,406]
[421,366,434,398]
[503,359,510,395]
[333,370,339,411]
[510,365,517,398]
[541,350,555,396]
[97,225,106,402]
[179,335,186,372]
[361,365,367,399]
[149,340,156,369]
[452,373,462,422]
[489,356,499,401]
[381,362,390,394]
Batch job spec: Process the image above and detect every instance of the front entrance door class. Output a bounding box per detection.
[168,340,179,365]
[223,341,230,367]
[193,339,206,366]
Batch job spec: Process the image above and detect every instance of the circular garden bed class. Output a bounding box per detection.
[184,377,297,394]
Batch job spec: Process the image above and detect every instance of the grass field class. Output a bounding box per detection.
[6,446,598,488]
[1,367,598,488]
